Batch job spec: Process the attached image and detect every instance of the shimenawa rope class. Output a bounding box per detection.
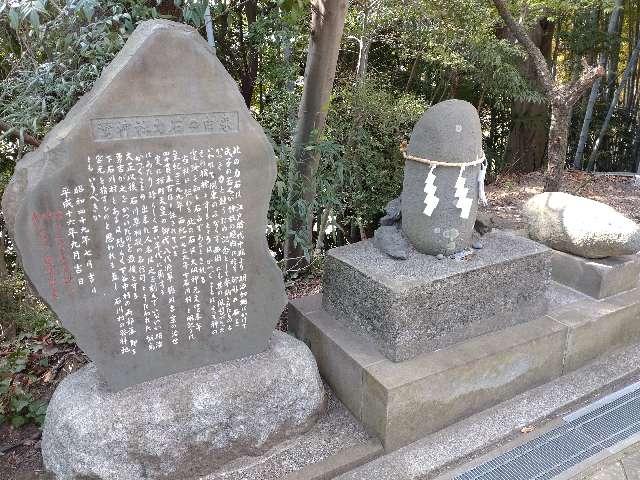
[402,150,489,207]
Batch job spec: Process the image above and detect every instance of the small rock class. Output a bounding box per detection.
[472,241,483,250]
[379,214,398,226]
[436,254,445,260]
[524,192,640,259]
[374,226,409,260]
[474,212,493,235]
[452,249,475,261]
[385,197,402,220]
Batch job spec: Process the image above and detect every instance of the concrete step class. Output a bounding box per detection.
[335,341,640,480]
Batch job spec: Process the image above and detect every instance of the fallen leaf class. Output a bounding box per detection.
[42,369,55,383]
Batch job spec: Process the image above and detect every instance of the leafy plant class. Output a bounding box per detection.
[0,0,162,140]
[0,273,80,428]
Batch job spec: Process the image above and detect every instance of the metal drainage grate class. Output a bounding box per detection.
[455,381,640,480]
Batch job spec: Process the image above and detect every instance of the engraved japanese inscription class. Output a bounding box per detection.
[40,146,247,356]
[91,112,240,141]
[5,21,286,391]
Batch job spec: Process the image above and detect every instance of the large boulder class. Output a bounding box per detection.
[524,192,640,259]
[41,332,326,480]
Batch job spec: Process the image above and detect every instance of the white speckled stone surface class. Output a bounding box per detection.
[323,230,551,361]
[42,332,326,480]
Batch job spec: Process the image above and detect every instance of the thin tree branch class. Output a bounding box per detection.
[560,58,605,106]
[0,121,40,147]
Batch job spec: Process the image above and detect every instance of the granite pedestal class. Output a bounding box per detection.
[551,251,640,299]
[322,230,552,362]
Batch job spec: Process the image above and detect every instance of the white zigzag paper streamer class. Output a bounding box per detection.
[423,165,439,216]
[454,166,473,219]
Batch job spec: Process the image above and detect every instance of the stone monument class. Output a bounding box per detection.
[289,99,555,450]
[373,100,488,260]
[321,100,550,362]
[402,99,486,255]
[4,21,288,391]
[2,20,328,479]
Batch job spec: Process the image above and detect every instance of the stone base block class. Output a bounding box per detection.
[337,341,640,480]
[551,250,640,299]
[289,285,640,452]
[42,332,326,480]
[550,288,640,372]
[322,230,551,362]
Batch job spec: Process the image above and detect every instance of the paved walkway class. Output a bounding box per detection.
[572,442,640,479]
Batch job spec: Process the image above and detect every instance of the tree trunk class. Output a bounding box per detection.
[405,53,422,92]
[284,0,348,268]
[0,240,7,279]
[544,102,572,191]
[633,97,640,173]
[608,6,625,101]
[354,1,371,83]
[151,0,181,17]
[0,121,40,147]
[574,0,624,169]
[551,18,561,80]
[356,37,371,81]
[504,18,554,173]
[625,15,638,113]
[281,36,298,270]
[314,207,331,255]
[587,35,640,171]
[239,0,259,108]
[492,0,603,191]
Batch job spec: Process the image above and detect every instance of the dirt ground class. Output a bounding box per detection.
[1,170,638,480]
[1,350,86,480]
[484,170,640,230]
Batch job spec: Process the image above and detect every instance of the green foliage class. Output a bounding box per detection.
[326,78,423,229]
[2,0,636,269]
[0,0,161,138]
[0,273,77,428]
[262,75,422,260]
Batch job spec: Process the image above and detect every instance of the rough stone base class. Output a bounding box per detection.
[322,230,551,362]
[552,250,640,299]
[289,284,640,452]
[42,332,326,480]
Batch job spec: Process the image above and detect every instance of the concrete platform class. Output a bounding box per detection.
[289,284,640,452]
[551,251,640,299]
[322,230,551,362]
[335,341,640,480]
